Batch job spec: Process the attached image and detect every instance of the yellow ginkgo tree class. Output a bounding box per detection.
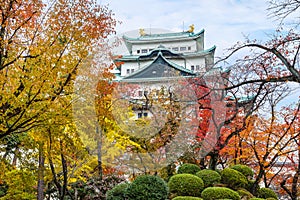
[0,0,117,199]
[0,0,116,139]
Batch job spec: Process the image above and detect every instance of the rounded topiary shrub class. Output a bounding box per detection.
[177,163,201,175]
[125,175,168,200]
[221,168,248,189]
[230,164,254,178]
[201,187,240,200]
[172,196,203,200]
[168,174,204,198]
[237,189,253,199]
[257,188,278,200]
[106,182,129,200]
[196,169,221,188]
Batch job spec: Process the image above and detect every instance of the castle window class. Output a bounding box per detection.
[131,69,135,73]
[141,49,148,53]
[180,47,186,51]
[196,65,200,71]
[191,65,195,71]
[126,69,130,74]
[137,50,140,54]
[172,47,178,51]
[188,46,191,50]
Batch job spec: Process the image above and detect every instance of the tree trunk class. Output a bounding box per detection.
[11,146,19,167]
[37,142,45,200]
[60,140,68,200]
[208,150,219,170]
[290,148,300,200]
[48,130,62,198]
[251,166,264,195]
[96,124,103,180]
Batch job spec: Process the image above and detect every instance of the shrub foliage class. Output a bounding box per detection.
[172,196,203,200]
[201,187,241,200]
[125,175,168,200]
[237,189,253,199]
[196,169,221,188]
[221,168,248,189]
[257,188,278,200]
[106,182,129,200]
[230,164,254,178]
[177,163,201,175]
[168,174,204,198]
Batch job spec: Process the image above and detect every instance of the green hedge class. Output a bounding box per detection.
[221,168,248,189]
[125,175,168,200]
[177,163,201,174]
[172,196,203,200]
[196,169,221,188]
[230,164,254,178]
[257,188,278,200]
[168,174,204,197]
[201,187,240,200]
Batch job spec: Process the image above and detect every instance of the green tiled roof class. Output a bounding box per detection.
[123,30,204,42]
[121,52,195,81]
[115,55,139,61]
[158,52,194,74]
[115,45,215,62]
[183,45,216,56]
[120,76,196,83]
[226,95,255,102]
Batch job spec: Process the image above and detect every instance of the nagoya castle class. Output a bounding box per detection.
[114,25,216,79]
[112,25,217,119]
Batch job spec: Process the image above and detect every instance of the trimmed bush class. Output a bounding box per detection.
[172,196,203,200]
[106,182,129,200]
[125,175,168,200]
[201,187,240,200]
[257,188,278,200]
[196,169,221,188]
[249,198,265,200]
[237,189,253,199]
[230,164,254,178]
[168,174,204,198]
[177,163,201,174]
[221,168,248,189]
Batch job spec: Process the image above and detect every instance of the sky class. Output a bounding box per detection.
[100,0,279,58]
